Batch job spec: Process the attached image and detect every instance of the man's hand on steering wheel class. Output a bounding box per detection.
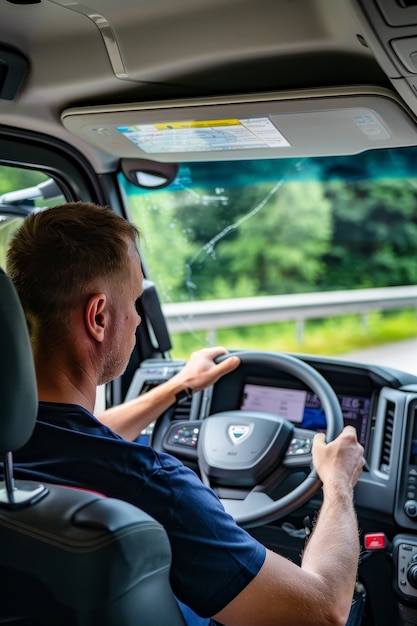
[171,346,241,392]
[312,426,365,493]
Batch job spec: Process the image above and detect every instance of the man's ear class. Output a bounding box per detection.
[85,293,107,342]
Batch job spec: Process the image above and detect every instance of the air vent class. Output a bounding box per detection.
[380,400,395,473]
[171,394,193,421]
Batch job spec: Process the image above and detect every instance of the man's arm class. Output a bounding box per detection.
[214,426,364,626]
[96,347,240,440]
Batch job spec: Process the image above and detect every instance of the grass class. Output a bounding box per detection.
[169,309,417,360]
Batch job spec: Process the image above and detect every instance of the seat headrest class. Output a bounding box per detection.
[0,269,37,453]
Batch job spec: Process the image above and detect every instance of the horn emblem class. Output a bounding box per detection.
[228,424,251,445]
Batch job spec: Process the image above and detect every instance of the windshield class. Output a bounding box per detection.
[121,147,417,361]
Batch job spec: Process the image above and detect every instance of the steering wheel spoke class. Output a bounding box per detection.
[283,427,316,468]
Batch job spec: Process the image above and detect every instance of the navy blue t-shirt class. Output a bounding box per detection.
[14,401,266,620]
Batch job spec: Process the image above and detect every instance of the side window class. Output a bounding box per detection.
[0,165,66,269]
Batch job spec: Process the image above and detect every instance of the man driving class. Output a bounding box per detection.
[6,201,365,626]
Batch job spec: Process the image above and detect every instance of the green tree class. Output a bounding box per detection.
[183,180,332,298]
[322,178,417,289]
[126,186,196,303]
[124,161,333,302]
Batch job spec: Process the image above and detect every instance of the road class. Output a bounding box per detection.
[340,338,417,376]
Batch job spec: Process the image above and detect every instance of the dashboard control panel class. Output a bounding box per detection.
[125,353,417,533]
[393,535,417,603]
[125,358,186,443]
[404,466,417,520]
[395,404,417,528]
[167,424,200,449]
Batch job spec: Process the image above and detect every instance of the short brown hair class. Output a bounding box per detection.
[6,201,140,340]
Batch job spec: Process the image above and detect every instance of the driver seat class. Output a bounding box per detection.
[0,268,186,626]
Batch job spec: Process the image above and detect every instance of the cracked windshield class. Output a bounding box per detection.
[120,148,417,366]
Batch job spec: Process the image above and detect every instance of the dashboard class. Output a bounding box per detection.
[126,352,417,532]
[125,351,417,614]
[239,381,370,444]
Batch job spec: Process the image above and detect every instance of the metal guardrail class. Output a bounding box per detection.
[162,285,417,344]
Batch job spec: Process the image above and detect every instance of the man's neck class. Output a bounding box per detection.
[35,357,97,415]
[33,326,99,415]
[37,381,96,414]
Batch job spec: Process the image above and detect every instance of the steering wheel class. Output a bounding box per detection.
[197,351,344,527]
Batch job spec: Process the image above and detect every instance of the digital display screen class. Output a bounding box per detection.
[240,383,371,445]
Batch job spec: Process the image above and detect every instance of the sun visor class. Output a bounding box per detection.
[61,87,417,162]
